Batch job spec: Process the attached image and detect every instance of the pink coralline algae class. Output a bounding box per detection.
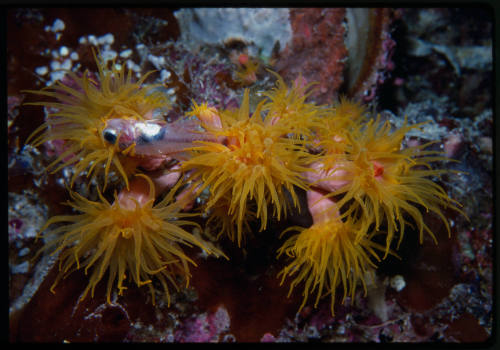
[275,8,348,104]
[260,333,277,342]
[8,95,24,133]
[174,306,231,342]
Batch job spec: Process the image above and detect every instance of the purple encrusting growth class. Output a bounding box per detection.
[8,191,48,245]
[362,30,396,102]
[174,306,232,342]
[159,42,241,112]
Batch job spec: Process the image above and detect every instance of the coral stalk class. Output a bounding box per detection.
[278,190,387,315]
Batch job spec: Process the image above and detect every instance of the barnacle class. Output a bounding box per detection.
[25,50,170,189]
[182,89,315,246]
[278,215,388,315]
[37,175,222,305]
[317,116,465,256]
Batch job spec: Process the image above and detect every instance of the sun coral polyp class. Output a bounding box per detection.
[182,89,315,246]
[234,56,260,85]
[205,194,257,244]
[315,116,466,256]
[261,71,325,138]
[186,101,222,129]
[331,95,368,123]
[25,50,170,189]
[277,195,388,315]
[38,175,221,305]
[313,96,368,156]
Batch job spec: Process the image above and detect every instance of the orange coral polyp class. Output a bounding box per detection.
[319,117,465,256]
[278,216,387,315]
[235,58,259,85]
[38,175,222,305]
[333,95,368,122]
[262,71,325,138]
[183,89,315,246]
[186,101,222,129]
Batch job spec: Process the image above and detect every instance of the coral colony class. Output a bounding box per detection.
[26,49,465,316]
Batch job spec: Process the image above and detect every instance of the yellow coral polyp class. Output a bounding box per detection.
[277,216,387,315]
[38,175,220,305]
[182,89,314,246]
[235,57,259,85]
[314,96,367,156]
[332,95,368,122]
[319,117,465,256]
[205,194,257,244]
[186,100,221,128]
[25,50,170,189]
[262,71,325,138]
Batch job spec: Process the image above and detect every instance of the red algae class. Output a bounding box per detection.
[410,314,434,338]
[11,266,131,342]
[395,217,459,312]
[275,8,347,104]
[444,313,489,342]
[11,260,182,342]
[189,255,301,342]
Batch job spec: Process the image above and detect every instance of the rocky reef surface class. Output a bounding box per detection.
[8,7,494,343]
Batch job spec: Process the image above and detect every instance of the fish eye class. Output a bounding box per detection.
[103,128,118,144]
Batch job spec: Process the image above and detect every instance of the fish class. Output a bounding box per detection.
[103,118,217,159]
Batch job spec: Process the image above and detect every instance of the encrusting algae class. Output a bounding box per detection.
[25,50,466,315]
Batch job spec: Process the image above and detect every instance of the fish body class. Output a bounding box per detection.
[103,118,216,158]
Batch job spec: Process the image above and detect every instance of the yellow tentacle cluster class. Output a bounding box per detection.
[25,50,170,190]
